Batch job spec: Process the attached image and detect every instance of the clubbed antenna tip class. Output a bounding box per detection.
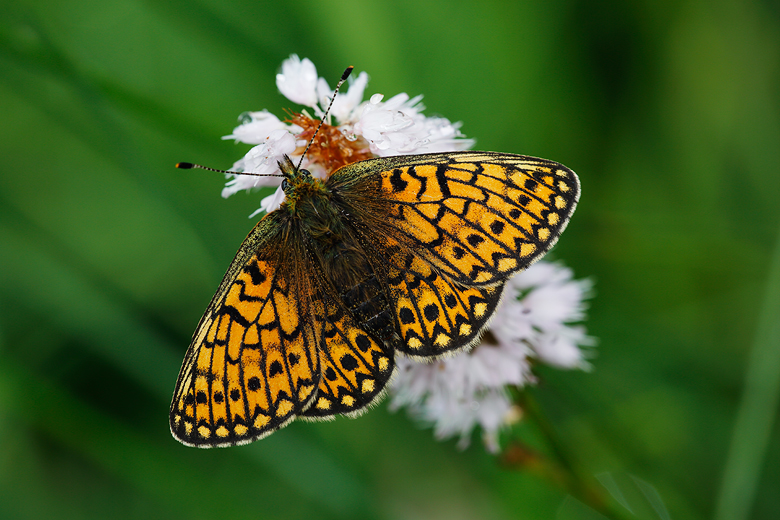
[175,162,283,177]
[296,65,355,170]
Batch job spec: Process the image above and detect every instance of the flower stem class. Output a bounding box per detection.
[714,220,780,520]
[501,390,630,519]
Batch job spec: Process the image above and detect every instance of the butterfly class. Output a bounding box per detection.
[169,148,579,447]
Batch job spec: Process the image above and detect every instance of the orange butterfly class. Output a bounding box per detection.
[170,70,579,448]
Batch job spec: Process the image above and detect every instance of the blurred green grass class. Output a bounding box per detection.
[1,0,779,519]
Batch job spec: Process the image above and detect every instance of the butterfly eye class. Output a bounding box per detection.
[281,179,290,191]
[299,169,312,178]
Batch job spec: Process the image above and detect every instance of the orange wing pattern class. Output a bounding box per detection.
[375,235,503,358]
[170,219,321,447]
[329,151,579,358]
[302,283,394,418]
[336,152,579,286]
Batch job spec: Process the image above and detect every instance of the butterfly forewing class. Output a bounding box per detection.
[336,152,579,286]
[170,217,321,447]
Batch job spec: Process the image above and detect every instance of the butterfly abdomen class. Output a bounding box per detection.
[338,271,396,344]
[320,237,396,345]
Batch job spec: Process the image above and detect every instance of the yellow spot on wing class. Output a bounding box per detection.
[520,243,536,257]
[498,258,517,271]
[474,271,492,283]
[276,399,293,417]
[298,385,314,401]
[254,414,270,429]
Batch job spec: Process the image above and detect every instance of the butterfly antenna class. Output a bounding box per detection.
[175,162,285,178]
[296,65,353,170]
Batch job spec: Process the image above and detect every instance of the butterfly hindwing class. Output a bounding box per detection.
[170,216,321,447]
[368,233,504,358]
[302,284,395,418]
[303,238,395,419]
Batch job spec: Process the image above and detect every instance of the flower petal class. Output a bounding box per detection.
[221,129,296,198]
[222,110,289,145]
[276,54,319,107]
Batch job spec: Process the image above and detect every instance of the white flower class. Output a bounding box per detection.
[495,262,594,369]
[221,129,296,201]
[316,71,370,123]
[252,185,286,218]
[276,54,319,108]
[351,93,475,156]
[389,261,594,453]
[220,55,474,216]
[222,110,290,145]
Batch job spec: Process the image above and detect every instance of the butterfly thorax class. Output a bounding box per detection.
[278,169,328,214]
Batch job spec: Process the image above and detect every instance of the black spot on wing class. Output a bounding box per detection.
[355,334,372,352]
[340,354,358,371]
[399,307,415,324]
[467,234,484,247]
[389,169,408,192]
[269,360,283,377]
[246,261,267,285]
[423,304,440,321]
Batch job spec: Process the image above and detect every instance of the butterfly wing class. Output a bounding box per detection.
[170,214,321,447]
[372,233,503,357]
[301,274,395,418]
[328,151,579,357]
[331,151,580,286]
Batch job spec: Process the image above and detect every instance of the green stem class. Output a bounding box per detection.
[502,391,631,520]
[714,221,780,520]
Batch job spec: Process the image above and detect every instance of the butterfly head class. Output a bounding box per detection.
[278,154,312,191]
[277,154,327,213]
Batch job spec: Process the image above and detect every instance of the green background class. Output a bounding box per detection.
[1,0,779,519]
